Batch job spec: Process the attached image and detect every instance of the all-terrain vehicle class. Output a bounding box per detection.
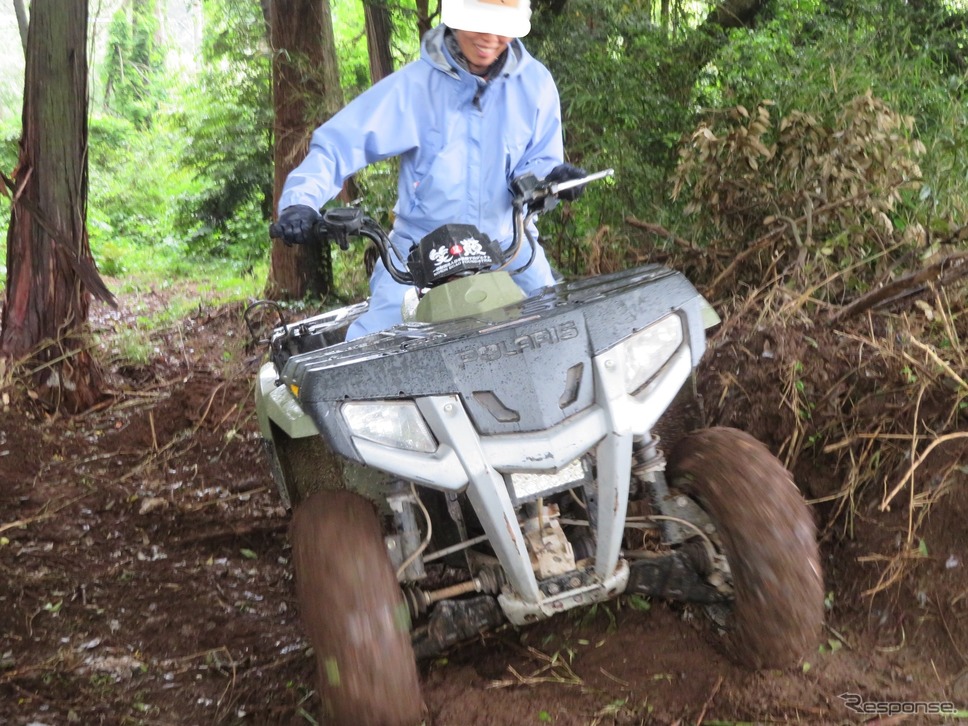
[249,170,824,725]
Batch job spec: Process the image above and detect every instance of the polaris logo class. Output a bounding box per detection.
[457,321,580,364]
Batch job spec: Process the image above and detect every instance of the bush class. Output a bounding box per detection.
[672,94,927,299]
[88,113,199,251]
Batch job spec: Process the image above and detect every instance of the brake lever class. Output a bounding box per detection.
[511,168,615,214]
[547,168,615,197]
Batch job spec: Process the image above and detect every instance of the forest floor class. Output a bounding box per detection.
[1,258,967,726]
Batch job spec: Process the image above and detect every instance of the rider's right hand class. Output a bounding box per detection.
[545,163,588,201]
[274,205,322,246]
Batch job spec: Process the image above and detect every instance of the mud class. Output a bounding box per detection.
[0,278,966,725]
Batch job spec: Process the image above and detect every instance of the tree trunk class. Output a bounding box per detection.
[364,0,395,83]
[13,0,28,53]
[266,0,344,300]
[1,0,110,414]
[415,0,432,39]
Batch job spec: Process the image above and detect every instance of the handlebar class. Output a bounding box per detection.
[547,168,615,198]
[271,168,614,288]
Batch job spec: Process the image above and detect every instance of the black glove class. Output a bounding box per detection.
[545,163,588,201]
[274,204,322,246]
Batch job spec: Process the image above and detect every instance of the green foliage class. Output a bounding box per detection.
[667,0,968,299]
[101,0,167,127]
[696,0,968,221]
[332,0,424,98]
[88,113,198,258]
[4,0,968,309]
[333,1,371,95]
[0,127,15,289]
[171,0,273,263]
[86,106,269,289]
[527,1,698,275]
[511,0,966,285]
[385,1,425,66]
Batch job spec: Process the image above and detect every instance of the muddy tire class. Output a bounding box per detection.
[291,490,422,725]
[667,427,824,668]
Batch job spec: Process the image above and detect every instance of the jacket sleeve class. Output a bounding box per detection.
[510,68,565,182]
[278,72,424,212]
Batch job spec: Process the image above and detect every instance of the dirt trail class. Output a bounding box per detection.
[0,286,966,725]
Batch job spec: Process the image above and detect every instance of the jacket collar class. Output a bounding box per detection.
[423,23,525,81]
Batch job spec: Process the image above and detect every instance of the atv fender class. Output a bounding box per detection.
[255,362,395,511]
[255,362,319,441]
[699,296,721,329]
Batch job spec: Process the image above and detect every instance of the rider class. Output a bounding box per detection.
[274,0,585,340]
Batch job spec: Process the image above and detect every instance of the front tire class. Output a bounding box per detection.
[667,427,824,668]
[291,490,423,725]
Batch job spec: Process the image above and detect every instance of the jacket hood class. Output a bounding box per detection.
[422,23,527,80]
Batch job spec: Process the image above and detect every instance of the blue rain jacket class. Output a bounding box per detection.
[279,24,565,339]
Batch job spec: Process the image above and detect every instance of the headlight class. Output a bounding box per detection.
[342,401,437,453]
[617,314,684,394]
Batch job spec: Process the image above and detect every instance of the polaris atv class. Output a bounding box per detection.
[248,170,823,725]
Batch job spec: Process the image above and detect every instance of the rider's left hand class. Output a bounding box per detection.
[275,204,322,246]
[546,163,588,201]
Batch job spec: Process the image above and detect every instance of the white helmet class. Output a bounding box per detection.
[441,0,532,38]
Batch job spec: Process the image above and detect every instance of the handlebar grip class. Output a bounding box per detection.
[268,219,331,245]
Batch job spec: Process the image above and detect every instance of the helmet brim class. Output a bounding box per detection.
[442,1,531,38]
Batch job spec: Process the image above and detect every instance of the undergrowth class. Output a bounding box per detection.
[661,93,968,599]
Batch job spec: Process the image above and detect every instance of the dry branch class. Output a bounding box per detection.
[707,193,869,296]
[880,432,968,512]
[905,335,968,391]
[830,252,968,322]
[0,495,89,534]
[625,217,696,249]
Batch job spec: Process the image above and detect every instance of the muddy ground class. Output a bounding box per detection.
[0,270,966,726]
